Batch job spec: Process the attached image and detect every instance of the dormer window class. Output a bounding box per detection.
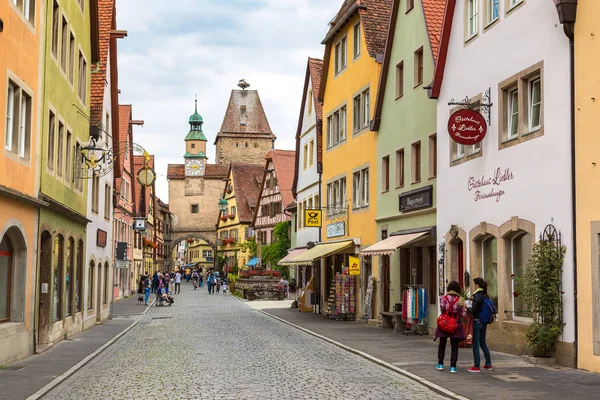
[240,106,247,126]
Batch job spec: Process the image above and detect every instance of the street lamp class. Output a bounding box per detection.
[218,196,228,214]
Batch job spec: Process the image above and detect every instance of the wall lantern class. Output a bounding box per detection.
[218,197,228,214]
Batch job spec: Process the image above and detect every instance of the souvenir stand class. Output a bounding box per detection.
[402,284,428,335]
[325,272,356,321]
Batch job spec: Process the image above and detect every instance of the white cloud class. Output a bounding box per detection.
[116,0,341,202]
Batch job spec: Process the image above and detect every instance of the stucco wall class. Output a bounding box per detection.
[436,0,574,357]
[216,136,273,165]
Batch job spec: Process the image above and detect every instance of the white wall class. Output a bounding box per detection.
[85,49,114,321]
[296,76,321,248]
[436,1,574,341]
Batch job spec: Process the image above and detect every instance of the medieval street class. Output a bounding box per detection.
[41,283,444,400]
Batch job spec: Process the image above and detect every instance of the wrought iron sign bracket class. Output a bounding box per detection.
[448,87,493,126]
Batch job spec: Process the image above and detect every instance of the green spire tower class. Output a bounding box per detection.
[184,97,208,177]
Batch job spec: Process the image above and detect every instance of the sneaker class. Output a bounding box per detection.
[483,365,493,371]
[467,366,481,373]
[436,364,444,371]
[450,367,457,374]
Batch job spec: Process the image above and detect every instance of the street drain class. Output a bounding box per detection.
[151,316,173,320]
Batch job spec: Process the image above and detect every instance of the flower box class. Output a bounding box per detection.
[228,214,235,220]
[220,216,228,222]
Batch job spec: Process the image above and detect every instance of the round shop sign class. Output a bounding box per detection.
[447,109,487,145]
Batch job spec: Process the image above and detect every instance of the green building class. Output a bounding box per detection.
[365,0,446,331]
[36,0,100,348]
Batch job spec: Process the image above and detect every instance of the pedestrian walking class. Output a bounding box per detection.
[279,277,289,298]
[175,270,182,294]
[199,273,204,288]
[192,270,199,290]
[164,273,170,292]
[152,272,159,293]
[207,273,215,294]
[434,281,467,373]
[468,277,494,373]
[143,274,151,305]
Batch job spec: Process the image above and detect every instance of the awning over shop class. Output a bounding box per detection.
[181,262,199,268]
[360,232,429,257]
[246,257,259,267]
[280,240,355,266]
[278,248,308,265]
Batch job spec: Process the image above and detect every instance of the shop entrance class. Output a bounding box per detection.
[457,239,464,288]
[37,231,53,345]
[95,263,102,322]
[382,255,390,312]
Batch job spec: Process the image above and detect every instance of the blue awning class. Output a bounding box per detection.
[246,257,258,267]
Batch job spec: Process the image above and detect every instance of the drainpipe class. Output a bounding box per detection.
[556,0,578,368]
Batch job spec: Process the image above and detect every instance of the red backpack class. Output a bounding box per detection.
[437,296,460,335]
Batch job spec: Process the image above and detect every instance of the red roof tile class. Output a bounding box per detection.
[90,0,115,123]
[422,0,447,64]
[308,58,324,122]
[230,163,264,223]
[268,150,296,210]
[431,0,457,99]
[167,164,184,180]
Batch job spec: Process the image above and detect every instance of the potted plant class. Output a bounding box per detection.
[220,216,228,222]
[228,214,235,220]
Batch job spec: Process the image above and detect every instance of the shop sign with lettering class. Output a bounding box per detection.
[399,185,433,212]
[326,222,345,238]
[448,109,487,145]
[304,209,322,227]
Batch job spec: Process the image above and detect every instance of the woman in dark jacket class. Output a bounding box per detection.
[468,277,493,373]
[435,281,467,373]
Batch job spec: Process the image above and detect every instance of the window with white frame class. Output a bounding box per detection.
[104,184,111,220]
[65,131,72,183]
[326,177,347,217]
[353,89,370,133]
[5,81,32,159]
[203,250,212,258]
[411,141,421,183]
[507,86,519,139]
[352,168,369,209]
[528,77,542,132]
[508,0,523,10]
[92,173,99,213]
[11,0,35,23]
[61,16,68,73]
[334,36,347,75]
[47,110,56,170]
[327,105,346,148]
[353,22,361,59]
[68,31,75,84]
[303,143,308,169]
[486,0,499,24]
[309,139,314,166]
[509,232,532,319]
[308,89,313,115]
[77,51,87,105]
[57,121,64,176]
[467,0,478,38]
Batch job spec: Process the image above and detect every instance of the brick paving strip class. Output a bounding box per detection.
[261,307,600,400]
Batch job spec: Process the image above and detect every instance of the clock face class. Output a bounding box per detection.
[186,159,205,176]
[137,168,156,186]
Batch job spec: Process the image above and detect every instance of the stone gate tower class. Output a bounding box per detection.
[214,84,277,165]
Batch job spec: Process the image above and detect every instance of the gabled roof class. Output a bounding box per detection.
[371,0,448,130]
[90,0,115,123]
[430,0,457,99]
[318,0,393,101]
[166,163,229,180]
[214,90,277,144]
[229,163,264,224]
[292,58,324,197]
[251,150,296,228]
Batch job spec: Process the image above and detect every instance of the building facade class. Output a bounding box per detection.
[216,163,263,271]
[364,0,444,329]
[317,0,392,317]
[0,0,43,365]
[433,0,575,366]
[37,0,103,347]
[252,150,296,255]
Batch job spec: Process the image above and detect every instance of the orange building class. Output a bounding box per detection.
[0,0,44,365]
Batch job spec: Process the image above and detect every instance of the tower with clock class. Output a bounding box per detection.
[184,99,208,177]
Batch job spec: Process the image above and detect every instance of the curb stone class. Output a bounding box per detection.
[258,309,470,400]
[25,320,139,400]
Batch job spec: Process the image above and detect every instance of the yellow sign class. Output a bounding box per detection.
[349,256,360,276]
[304,209,322,227]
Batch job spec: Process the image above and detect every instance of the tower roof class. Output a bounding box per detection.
[189,97,203,123]
[214,89,276,144]
[185,97,207,141]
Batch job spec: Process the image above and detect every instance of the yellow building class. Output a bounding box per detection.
[317,0,391,317]
[216,163,263,271]
[573,0,600,373]
[185,239,214,274]
[0,0,43,366]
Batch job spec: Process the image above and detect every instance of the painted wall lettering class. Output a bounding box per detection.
[467,167,514,202]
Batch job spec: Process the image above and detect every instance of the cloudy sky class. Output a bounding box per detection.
[116,0,341,202]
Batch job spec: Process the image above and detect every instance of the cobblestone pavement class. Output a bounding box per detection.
[44,283,447,400]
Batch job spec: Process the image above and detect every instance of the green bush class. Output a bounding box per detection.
[520,237,566,357]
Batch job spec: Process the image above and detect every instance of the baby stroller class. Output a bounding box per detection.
[156,287,174,307]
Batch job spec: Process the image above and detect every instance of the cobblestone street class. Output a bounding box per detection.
[43,282,446,400]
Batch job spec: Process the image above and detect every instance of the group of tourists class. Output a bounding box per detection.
[435,277,495,374]
[206,272,227,294]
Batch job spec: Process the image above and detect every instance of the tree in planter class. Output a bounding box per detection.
[520,236,566,357]
[261,221,291,276]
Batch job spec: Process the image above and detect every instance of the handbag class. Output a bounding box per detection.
[437,296,460,335]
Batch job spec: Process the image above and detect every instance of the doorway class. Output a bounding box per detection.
[457,239,464,288]
[96,263,102,322]
[382,255,390,312]
[37,231,53,345]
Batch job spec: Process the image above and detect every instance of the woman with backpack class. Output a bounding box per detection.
[468,277,493,373]
[435,281,467,373]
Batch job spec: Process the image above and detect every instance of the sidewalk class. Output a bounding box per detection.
[262,307,600,400]
[0,319,135,400]
[112,293,154,317]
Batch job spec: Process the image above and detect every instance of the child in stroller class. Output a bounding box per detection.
[156,286,174,306]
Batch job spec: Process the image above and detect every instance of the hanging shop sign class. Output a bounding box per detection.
[348,256,360,276]
[97,229,107,247]
[327,222,345,238]
[304,209,322,227]
[399,185,433,212]
[447,109,487,145]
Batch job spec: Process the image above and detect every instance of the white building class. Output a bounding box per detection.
[432,0,574,366]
